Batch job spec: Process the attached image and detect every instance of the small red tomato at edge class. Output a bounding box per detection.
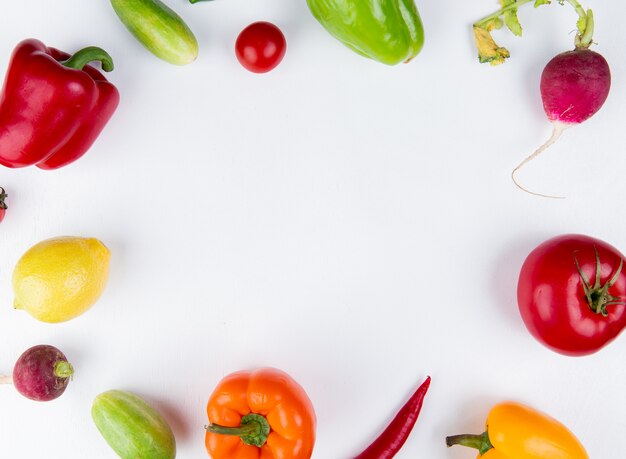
[0,187,7,223]
[236,21,286,73]
[517,234,626,356]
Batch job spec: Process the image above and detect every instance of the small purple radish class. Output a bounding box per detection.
[5,345,74,401]
[512,47,611,197]
[541,49,611,126]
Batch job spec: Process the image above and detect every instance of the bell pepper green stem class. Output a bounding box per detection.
[189,0,214,3]
[446,431,493,456]
[206,423,258,436]
[61,46,114,72]
[205,413,271,447]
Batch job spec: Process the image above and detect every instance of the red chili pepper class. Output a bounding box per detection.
[354,376,431,459]
[0,39,119,170]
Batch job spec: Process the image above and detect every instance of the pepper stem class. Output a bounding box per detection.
[446,431,493,456]
[61,46,114,72]
[205,413,271,447]
[0,187,7,210]
[53,361,74,380]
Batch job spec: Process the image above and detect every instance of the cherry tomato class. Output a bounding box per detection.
[0,187,6,223]
[235,21,286,73]
[517,234,626,356]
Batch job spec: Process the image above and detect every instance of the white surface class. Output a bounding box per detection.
[0,0,625,457]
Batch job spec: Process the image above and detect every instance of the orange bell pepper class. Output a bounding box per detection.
[446,401,588,458]
[205,368,316,459]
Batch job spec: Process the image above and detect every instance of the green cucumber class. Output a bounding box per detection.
[111,0,198,65]
[92,390,176,459]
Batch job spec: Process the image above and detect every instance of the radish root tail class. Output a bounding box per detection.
[512,122,569,199]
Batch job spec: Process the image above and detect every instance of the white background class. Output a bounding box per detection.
[0,0,625,457]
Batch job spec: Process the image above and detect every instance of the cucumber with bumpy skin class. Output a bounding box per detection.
[92,390,176,459]
[111,0,198,65]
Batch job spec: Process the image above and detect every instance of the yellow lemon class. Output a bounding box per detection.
[13,236,110,323]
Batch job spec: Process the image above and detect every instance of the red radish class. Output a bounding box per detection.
[512,47,611,197]
[541,50,611,125]
[0,187,6,223]
[1,345,73,401]
[472,3,611,197]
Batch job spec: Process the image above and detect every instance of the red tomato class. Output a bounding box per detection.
[235,21,286,73]
[517,234,626,356]
[0,187,6,223]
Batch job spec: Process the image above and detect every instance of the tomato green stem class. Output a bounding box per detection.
[205,413,270,447]
[61,46,114,72]
[574,248,625,316]
[0,187,6,210]
[446,431,493,456]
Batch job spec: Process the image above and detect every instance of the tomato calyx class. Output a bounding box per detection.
[205,413,271,447]
[0,188,7,210]
[574,248,625,317]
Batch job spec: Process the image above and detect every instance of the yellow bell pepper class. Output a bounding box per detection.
[446,402,588,458]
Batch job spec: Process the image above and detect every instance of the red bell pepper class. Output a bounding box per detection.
[0,39,120,169]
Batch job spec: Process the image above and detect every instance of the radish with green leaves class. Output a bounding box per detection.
[0,345,73,401]
[474,1,611,198]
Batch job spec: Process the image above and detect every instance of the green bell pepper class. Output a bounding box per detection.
[307,0,425,65]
